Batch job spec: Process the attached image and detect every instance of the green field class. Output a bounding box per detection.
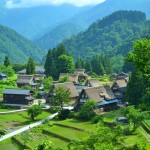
[144,120,150,127]
[43,125,88,140]
[51,118,95,131]
[0,110,51,130]
[0,139,18,150]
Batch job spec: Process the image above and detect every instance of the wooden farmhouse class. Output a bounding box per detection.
[18,66,45,75]
[0,73,7,80]
[85,78,101,87]
[112,78,128,100]
[76,85,118,111]
[17,75,37,88]
[3,89,34,105]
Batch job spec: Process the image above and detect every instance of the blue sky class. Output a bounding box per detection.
[5,0,106,8]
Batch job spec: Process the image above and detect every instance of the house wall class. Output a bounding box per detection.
[3,94,31,105]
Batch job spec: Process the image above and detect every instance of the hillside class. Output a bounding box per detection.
[36,0,150,49]
[0,24,45,63]
[61,11,150,70]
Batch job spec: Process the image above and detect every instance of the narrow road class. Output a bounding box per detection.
[0,113,58,142]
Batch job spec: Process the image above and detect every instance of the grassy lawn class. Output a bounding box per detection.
[0,139,19,150]
[0,108,16,112]
[103,108,124,123]
[0,111,51,130]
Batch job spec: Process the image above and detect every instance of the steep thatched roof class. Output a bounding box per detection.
[18,66,45,74]
[17,75,36,84]
[59,73,78,83]
[85,78,101,87]
[54,82,79,98]
[82,85,115,102]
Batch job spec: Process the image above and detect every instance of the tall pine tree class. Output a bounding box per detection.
[4,56,10,67]
[26,57,35,75]
[125,68,145,105]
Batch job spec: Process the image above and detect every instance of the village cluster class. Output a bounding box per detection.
[1,67,128,112]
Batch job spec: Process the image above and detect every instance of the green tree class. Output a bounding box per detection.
[4,56,10,67]
[126,38,150,105]
[6,66,15,77]
[125,106,146,131]
[57,55,75,74]
[27,105,42,121]
[77,100,97,120]
[43,76,53,91]
[127,38,150,73]
[85,61,92,73]
[57,43,66,56]
[75,57,84,69]
[68,122,123,150]
[125,68,145,105]
[59,75,70,83]
[26,57,35,75]
[52,86,71,110]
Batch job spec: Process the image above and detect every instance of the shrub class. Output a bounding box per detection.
[91,115,103,124]
[58,109,70,120]
[49,106,61,113]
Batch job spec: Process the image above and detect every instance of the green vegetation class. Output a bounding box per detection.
[0,139,18,150]
[52,86,71,110]
[27,105,42,121]
[62,10,150,72]
[0,74,17,98]
[26,57,36,75]
[126,38,150,108]
[0,111,50,130]
[0,24,45,63]
[44,44,75,79]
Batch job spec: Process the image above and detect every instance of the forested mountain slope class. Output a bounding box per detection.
[36,0,150,49]
[0,24,45,63]
[62,10,150,60]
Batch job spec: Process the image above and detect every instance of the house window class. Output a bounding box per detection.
[80,99,87,103]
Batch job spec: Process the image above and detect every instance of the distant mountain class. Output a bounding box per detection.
[36,0,150,49]
[62,10,150,60]
[0,24,45,63]
[0,5,90,40]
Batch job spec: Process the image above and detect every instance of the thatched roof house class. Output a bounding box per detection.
[76,85,117,111]
[85,78,101,87]
[59,73,78,84]
[53,82,79,99]
[112,78,128,99]
[17,75,36,88]
[18,66,45,75]
[34,74,46,83]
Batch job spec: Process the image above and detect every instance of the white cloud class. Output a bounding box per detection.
[5,0,106,8]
